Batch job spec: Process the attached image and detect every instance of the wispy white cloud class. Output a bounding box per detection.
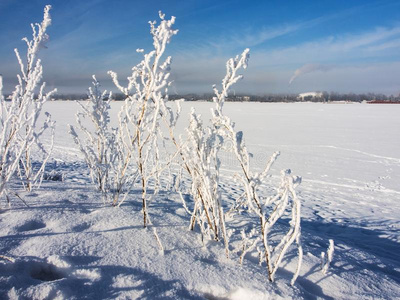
[193,20,311,56]
[229,24,303,48]
[177,3,375,57]
[326,26,400,52]
[365,37,400,52]
[247,24,400,69]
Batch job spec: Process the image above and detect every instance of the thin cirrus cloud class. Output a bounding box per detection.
[251,24,400,66]
[365,38,400,52]
[223,23,303,49]
[327,26,400,52]
[182,4,371,57]
[172,9,400,70]
[193,16,325,55]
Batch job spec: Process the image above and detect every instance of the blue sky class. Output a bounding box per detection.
[1,0,400,95]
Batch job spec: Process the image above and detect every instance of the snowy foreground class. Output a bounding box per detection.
[1,101,399,299]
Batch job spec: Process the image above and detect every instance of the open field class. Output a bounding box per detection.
[1,101,399,299]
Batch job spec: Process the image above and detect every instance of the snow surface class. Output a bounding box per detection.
[1,101,399,299]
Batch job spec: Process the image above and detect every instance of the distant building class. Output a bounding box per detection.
[297,92,323,101]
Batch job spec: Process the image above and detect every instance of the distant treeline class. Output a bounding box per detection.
[176,92,400,103]
[18,92,400,102]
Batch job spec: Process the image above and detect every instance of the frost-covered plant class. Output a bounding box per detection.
[321,239,334,274]
[179,108,229,256]
[210,49,303,285]
[179,50,251,255]
[177,50,246,256]
[69,76,115,200]
[108,12,179,227]
[177,50,304,278]
[0,5,56,205]
[176,53,254,256]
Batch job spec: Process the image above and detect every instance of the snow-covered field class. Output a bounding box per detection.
[1,101,399,299]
